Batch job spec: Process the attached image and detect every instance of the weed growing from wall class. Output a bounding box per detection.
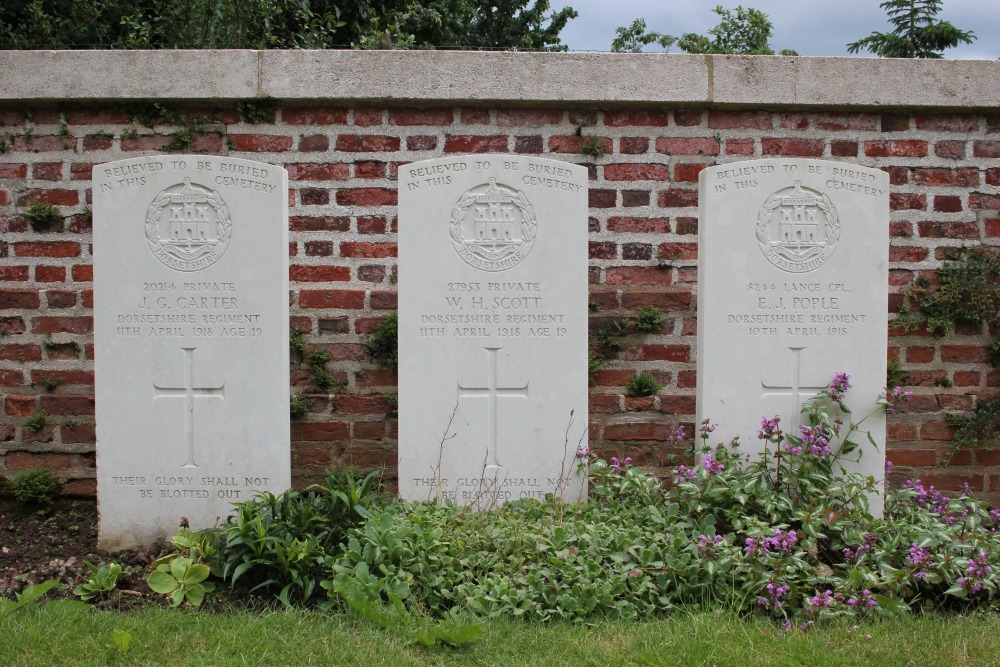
[897,245,1000,457]
[363,311,398,371]
[20,200,62,232]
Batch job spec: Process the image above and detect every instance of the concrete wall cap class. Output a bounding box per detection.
[1,49,998,111]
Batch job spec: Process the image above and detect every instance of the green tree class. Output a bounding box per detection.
[847,0,974,58]
[676,5,797,56]
[610,18,676,53]
[0,0,577,50]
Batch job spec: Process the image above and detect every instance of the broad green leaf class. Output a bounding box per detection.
[147,570,179,594]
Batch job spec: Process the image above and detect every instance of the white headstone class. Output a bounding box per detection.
[398,155,588,506]
[697,158,889,512]
[93,156,290,550]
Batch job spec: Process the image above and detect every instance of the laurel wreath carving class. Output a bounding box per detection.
[513,190,537,243]
[449,191,478,244]
[145,191,173,246]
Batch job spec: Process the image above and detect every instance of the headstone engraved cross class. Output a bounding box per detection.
[152,347,224,468]
[456,346,529,472]
[760,346,829,430]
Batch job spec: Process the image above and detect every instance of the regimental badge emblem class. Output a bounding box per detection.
[145,178,232,272]
[755,180,840,273]
[450,178,537,272]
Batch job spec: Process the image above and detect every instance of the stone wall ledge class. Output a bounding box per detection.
[1,50,998,111]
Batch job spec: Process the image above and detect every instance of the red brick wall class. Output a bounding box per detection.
[0,105,997,500]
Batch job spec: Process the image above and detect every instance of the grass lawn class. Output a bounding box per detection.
[3,602,1000,666]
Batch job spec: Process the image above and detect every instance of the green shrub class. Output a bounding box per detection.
[20,199,62,232]
[24,410,48,433]
[634,305,665,333]
[216,468,381,606]
[627,370,662,397]
[305,349,334,392]
[363,311,398,371]
[11,467,59,505]
[290,392,312,419]
[325,380,1000,623]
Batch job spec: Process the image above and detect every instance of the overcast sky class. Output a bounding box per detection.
[550,0,999,59]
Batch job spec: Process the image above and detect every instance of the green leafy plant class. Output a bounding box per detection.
[588,351,603,385]
[676,5,798,55]
[112,630,133,655]
[610,17,676,52]
[989,340,1000,368]
[24,410,49,433]
[289,328,307,355]
[290,392,312,420]
[382,392,398,417]
[577,134,608,159]
[328,380,980,625]
[627,370,662,397]
[164,128,194,152]
[306,348,335,393]
[236,100,276,124]
[36,374,63,392]
[597,319,629,352]
[654,248,677,272]
[363,311,398,371]
[20,200,62,232]
[10,467,59,505]
[145,527,220,607]
[73,562,123,601]
[147,556,215,607]
[216,469,380,606]
[946,397,1000,461]
[886,359,909,388]
[0,579,60,616]
[332,576,482,648]
[635,305,666,333]
[899,246,1000,336]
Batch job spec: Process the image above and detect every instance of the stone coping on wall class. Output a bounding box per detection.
[1,50,998,111]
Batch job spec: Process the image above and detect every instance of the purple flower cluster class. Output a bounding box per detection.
[700,419,718,438]
[805,589,835,614]
[828,372,852,400]
[842,533,878,563]
[745,528,798,557]
[958,550,993,594]
[757,582,791,609]
[842,589,877,609]
[576,443,590,460]
[696,534,726,559]
[907,543,933,580]
[672,465,697,484]
[757,416,782,444]
[799,424,831,459]
[609,456,632,475]
[804,588,877,616]
[882,386,914,414]
[667,424,686,446]
[901,479,954,522]
[703,455,725,474]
